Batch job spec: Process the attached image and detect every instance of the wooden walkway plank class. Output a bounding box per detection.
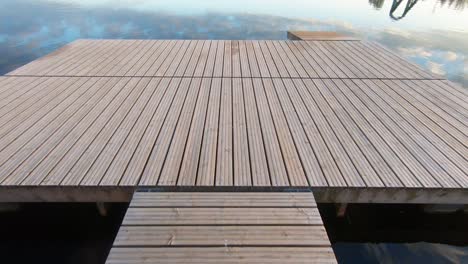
[114,41,159,77]
[252,78,290,186]
[176,78,212,186]
[213,40,225,77]
[126,40,164,76]
[275,41,309,78]
[130,192,317,207]
[312,42,358,78]
[384,80,468,149]
[258,41,280,78]
[124,207,322,225]
[356,80,467,187]
[0,77,101,184]
[285,79,346,186]
[265,41,292,77]
[193,40,212,77]
[251,41,271,78]
[7,40,89,76]
[97,78,167,185]
[354,80,460,188]
[319,79,404,187]
[299,79,366,187]
[107,247,337,264]
[242,78,271,186]
[25,78,133,186]
[184,41,206,77]
[323,42,374,78]
[147,40,185,76]
[0,77,80,154]
[303,41,347,78]
[283,41,319,78]
[156,77,205,186]
[231,40,242,77]
[173,40,198,77]
[0,77,54,120]
[364,41,435,79]
[197,78,222,186]
[239,40,254,77]
[108,191,336,263]
[245,41,261,77]
[215,78,233,186]
[341,79,441,187]
[50,78,147,186]
[154,40,190,77]
[296,41,337,78]
[138,78,196,185]
[79,78,160,186]
[232,78,252,186]
[0,77,43,102]
[118,78,183,186]
[310,79,385,187]
[103,40,149,76]
[222,40,232,77]
[14,78,121,186]
[378,80,468,162]
[406,80,468,129]
[114,225,329,246]
[203,40,218,77]
[76,40,135,76]
[421,80,468,114]
[143,40,180,76]
[25,40,96,76]
[272,79,328,186]
[263,79,309,186]
[288,41,327,78]
[133,40,172,76]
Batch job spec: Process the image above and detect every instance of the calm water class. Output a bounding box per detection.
[0,0,467,87]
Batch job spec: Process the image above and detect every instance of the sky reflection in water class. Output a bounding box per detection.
[0,0,467,87]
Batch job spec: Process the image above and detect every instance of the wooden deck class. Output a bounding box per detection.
[106,192,336,264]
[0,39,466,203]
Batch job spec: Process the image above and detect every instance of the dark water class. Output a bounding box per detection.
[0,0,467,87]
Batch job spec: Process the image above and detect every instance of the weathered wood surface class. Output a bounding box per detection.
[106,191,337,264]
[8,40,439,79]
[0,40,466,195]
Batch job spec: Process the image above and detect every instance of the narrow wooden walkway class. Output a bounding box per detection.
[0,39,466,203]
[106,192,336,264]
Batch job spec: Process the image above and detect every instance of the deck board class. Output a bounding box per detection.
[0,39,466,203]
[107,191,336,264]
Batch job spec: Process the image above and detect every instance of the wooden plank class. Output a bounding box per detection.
[317,79,403,187]
[232,78,252,186]
[308,79,385,187]
[242,78,271,186]
[138,78,197,185]
[133,40,172,76]
[131,192,316,207]
[176,78,212,186]
[252,78,290,186]
[114,225,329,246]
[213,40,224,77]
[174,40,198,77]
[157,77,205,186]
[154,40,190,77]
[107,247,337,264]
[0,77,104,184]
[299,79,365,187]
[123,207,323,225]
[147,40,185,76]
[197,78,222,186]
[118,78,183,186]
[238,40,251,77]
[231,40,242,77]
[215,78,233,186]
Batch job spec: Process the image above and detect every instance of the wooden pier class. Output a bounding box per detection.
[0,39,466,203]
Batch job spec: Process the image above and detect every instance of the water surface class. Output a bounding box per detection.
[0,0,467,86]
